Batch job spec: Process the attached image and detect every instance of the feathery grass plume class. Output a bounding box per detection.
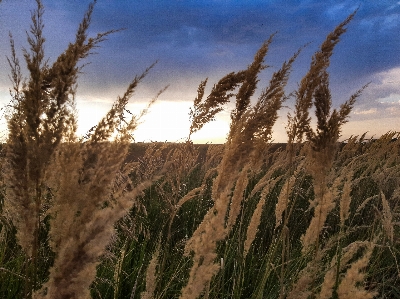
[288,235,340,299]
[201,144,224,179]
[317,240,372,299]
[301,160,342,253]
[306,70,367,153]
[296,13,367,254]
[244,175,281,258]
[337,133,367,165]
[3,1,117,295]
[133,143,167,183]
[226,166,249,230]
[181,43,270,298]
[180,168,234,299]
[381,191,394,244]
[230,35,273,123]
[36,70,163,298]
[233,46,301,153]
[247,147,287,198]
[275,161,303,229]
[244,197,266,258]
[89,62,157,143]
[141,247,160,299]
[161,142,199,206]
[287,252,324,299]
[356,133,400,188]
[337,242,377,299]
[340,171,353,226]
[148,142,201,295]
[318,264,336,299]
[188,71,246,139]
[181,37,298,299]
[175,186,204,210]
[365,133,400,198]
[287,11,356,145]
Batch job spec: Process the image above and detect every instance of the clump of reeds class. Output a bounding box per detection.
[180,34,300,298]
[284,11,368,255]
[2,1,165,298]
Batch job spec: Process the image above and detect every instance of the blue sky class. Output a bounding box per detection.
[1,0,400,142]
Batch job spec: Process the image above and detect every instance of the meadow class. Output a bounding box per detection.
[0,2,399,298]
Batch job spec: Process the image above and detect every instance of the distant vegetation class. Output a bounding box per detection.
[0,1,398,298]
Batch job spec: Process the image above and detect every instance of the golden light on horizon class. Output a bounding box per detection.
[76,99,230,144]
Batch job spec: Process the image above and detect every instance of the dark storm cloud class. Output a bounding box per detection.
[69,0,400,88]
[1,1,400,130]
[2,0,399,85]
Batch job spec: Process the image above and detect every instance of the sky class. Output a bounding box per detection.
[0,0,400,143]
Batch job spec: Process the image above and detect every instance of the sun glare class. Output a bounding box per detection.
[76,99,230,143]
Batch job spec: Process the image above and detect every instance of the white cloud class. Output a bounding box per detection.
[379,93,400,104]
[342,67,400,139]
[360,67,400,112]
[353,108,377,115]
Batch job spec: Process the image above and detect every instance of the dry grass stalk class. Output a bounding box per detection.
[336,134,367,165]
[244,196,266,258]
[275,161,303,229]
[275,177,294,228]
[291,11,367,254]
[318,263,337,299]
[181,169,236,298]
[202,144,224,173]
[287,252,323,299]
[176,186,204,209]
[381,191,394,244]
[283,12,363,264]
[226,166,249,230]
[248,149,288,199]
[236,47,301,150]
[340,171,353,226]
[161,142,199,209]
[354,133,400,187]
[141,247,160,299]
[337,242,376,299]
[36,141,161,298]
[35,67,167,298]
[154,143,200,263]
[301,162,340,253]
[181,35,296,298]
[231,36,273,123]
[306,71,366,153]
[244,176,281,258]
[317,241,370,299]
[133,143,167,183]
[188,72,246,139]
[113,246,126,299]
[288,236,342,299]
[287,12,356,144]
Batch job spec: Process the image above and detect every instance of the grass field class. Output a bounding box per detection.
[0,2,399,298]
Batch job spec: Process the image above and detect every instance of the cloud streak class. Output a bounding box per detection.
[0,0,399,142]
